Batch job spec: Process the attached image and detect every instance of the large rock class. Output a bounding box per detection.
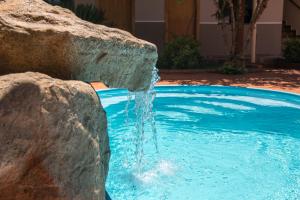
[0,72,110,200]
[0,0,157,91]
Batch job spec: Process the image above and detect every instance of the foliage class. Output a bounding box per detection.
[283,39,300,63]
[213,0,270,70]
[218,62,247,74]
[157,37,201,69]
[75,4,105,24]
[215,0,253,23]
[214,0,231,21]
[60,0,75,11]
[44,0,74,11]
[44,0,108,25]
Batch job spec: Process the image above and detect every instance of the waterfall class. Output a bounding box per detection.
[125,66,160,173]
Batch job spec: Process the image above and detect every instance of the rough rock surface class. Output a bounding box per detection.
[0,72,110,200]
[0,0,157,91]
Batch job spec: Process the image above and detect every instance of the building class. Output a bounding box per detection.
[74,0,300,62]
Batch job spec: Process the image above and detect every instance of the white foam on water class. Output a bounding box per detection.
[158,160,177,176]
[134,160,177,184]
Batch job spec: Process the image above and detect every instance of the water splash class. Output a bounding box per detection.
[124,66,160,172]
[134,160,177,184]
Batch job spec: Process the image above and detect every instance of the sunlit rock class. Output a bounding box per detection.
[0,72,110,200]
[0,0,157,91]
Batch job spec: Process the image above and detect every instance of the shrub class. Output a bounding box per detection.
[218,62,247,75]
[45,0,75,11]
[75,4,105,24]
[44,1,107,25]
[158,36,201,69]
[283,38,300,63]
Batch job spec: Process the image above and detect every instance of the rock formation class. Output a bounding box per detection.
[0,72,110,200]
[0,1,158,199]
[0,0,158,91]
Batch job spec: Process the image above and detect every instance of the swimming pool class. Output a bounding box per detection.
[98,86,300,200]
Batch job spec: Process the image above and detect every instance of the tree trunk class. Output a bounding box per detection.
[233,0,245,67]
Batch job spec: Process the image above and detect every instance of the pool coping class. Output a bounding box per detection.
[94,84,300,97]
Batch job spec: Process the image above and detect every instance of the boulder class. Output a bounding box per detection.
[0,0,157,91]
[0,72,110,200]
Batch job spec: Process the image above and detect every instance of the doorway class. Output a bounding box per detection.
[97,0,134,32]
[165,0,199,41]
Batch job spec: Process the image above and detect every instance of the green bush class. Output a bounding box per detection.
[158,36,201,69]
[44,1,107,25]
[75,4,105,24]
[218,62,247,75]
[45,0,75,11]
[283,38,300,63]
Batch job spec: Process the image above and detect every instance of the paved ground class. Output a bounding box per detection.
[91,69,300,94]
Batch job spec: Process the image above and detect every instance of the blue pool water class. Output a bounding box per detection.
[98,86,300,200]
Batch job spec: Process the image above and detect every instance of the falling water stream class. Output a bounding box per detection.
[124,66,160,173]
